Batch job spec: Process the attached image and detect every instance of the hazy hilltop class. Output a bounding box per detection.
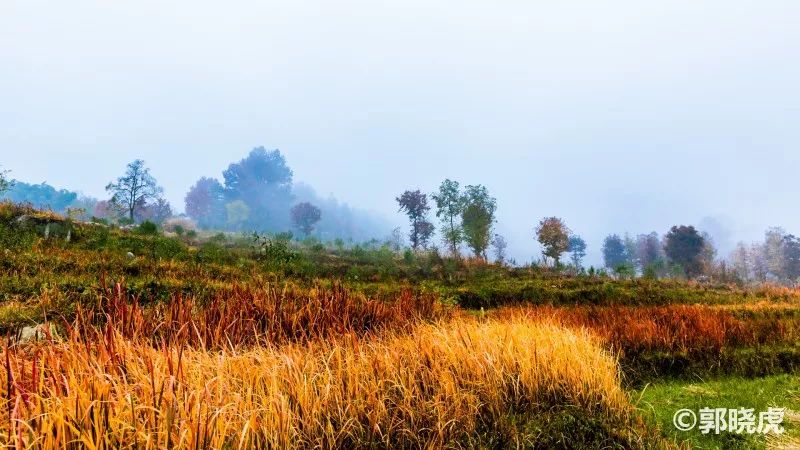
[2,0,799,265]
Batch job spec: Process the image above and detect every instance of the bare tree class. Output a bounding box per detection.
[106,160,163,222]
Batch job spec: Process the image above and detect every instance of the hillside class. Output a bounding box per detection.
[1,202,799,448]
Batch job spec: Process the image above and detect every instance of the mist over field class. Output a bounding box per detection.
[4,3,800,448]
[2,0,799,265]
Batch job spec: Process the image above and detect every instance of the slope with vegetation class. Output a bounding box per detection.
[0,202,799,448]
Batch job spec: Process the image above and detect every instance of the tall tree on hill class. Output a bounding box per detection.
[602,234,628,270]
[185,177,226,228]
[223,147,294,230]
[106,159,163,222]
[536,217,571,266]
[291,202,322,237]
[568,235,587,268]
[431,179,466,256]
[663,225,705,278]
[461,185,496,259]
[396,190,434,250]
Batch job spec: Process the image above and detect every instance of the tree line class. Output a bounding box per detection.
[0,149,384,242]
[4,159,800,286]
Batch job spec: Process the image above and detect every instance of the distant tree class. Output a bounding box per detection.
[535,217,570,266]
[624,233,638,270]
[602,234,628,270]
[185,177,226,228]
[387,226,405,252]
[749,242,768,283]
[396,190,434,250]
[764,227,787,279]
[730,242,751,282]
[636,232,662,271]
[699,231,718,276]
[223,147,293,230]
[568,235,587,268]
[460,185,496,259]
[491,233,508,264]
[290,202,322,236]
[136,197,173,224]
[663,225,705,278]
[92,200,120,221]
[782,235,800,282]
[105,160,163,222]
[0,168,10,194]
[225,200,250,230]
[431,179,466,256]
[1,180,78,212]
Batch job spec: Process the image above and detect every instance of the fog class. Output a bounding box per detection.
[2,0,799,265]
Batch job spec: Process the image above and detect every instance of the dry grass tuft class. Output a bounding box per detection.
[0,313,634,448]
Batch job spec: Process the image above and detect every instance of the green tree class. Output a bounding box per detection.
[396,190,434,250]
[222,147,293,230]
[602,234,628,269]
[431,179,466,256]
[226,200,250,230]
[663,225,705,278]
[0,180,77,212]
[535,217,571,266]
[105,160,163,222]
[568,235,587,268]
[461,185,496,259]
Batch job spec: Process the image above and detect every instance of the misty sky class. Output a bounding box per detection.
[2,0,799,265]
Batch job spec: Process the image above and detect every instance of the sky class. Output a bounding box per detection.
[2,0,799,265]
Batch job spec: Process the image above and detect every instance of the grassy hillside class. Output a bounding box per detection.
[1,202,798,448]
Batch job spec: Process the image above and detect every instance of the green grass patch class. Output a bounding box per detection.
[636,374,800,449]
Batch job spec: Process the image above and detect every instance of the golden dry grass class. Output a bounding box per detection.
[0,315,633,449]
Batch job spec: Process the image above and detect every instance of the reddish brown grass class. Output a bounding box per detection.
[492,304,800,354]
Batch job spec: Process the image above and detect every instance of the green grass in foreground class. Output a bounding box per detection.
[636,374,800,449]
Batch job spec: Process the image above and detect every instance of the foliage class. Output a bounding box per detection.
[184,176,226,228]
[225,200,250,230]
[135,197,173,224]
[0,180,77,212]
[222,147,294,230]
[431,179,465,256]
[535,217,571,266]
[252,231,298,268]
[568,235,587,268]
[396,189,434,250]
[460,185,496,259]
[664,225,705,278]
[290,201,322,236]
[602,234,629,270]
